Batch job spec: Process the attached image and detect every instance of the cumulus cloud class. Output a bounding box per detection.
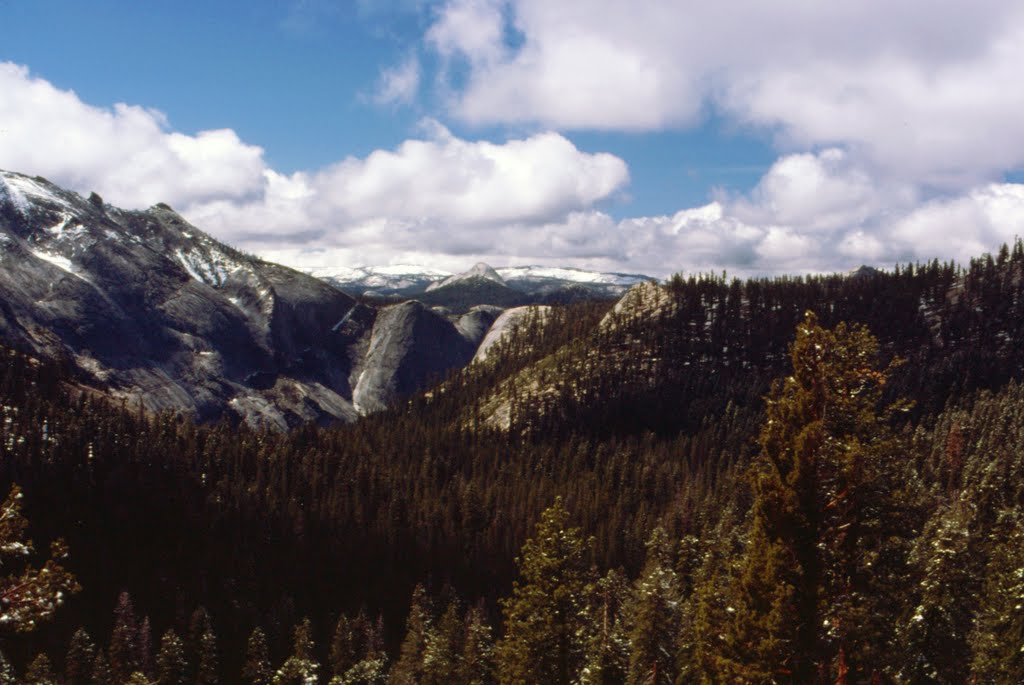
[370,55,421,106]
[425,0,1024,185]
[4,61,1024,280]
[0,63,266,209]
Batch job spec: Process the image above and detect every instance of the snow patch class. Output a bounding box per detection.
[0,174,73,212]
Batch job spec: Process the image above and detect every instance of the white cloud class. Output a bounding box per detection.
[4,61,1024,281]
[0,63,266,210]
[370,55,421,106]
[425,0,1024,185]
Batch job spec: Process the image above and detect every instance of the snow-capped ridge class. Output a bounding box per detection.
[426,262,506,292]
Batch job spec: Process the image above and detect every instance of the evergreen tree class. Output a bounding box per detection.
[67,628,97,685]
[719,312,913,683]
[195,621,219,685]
[578,568,629,685]
[137,616,155,679]
[155,629,188,685]
[25,653,57,684]
[496,497,594,685]
[126,673,154,685]
[273,618,319,685]
[242,627,272,685]
[0,651,14,685]
[625,527,680,685]
[111,591,140,683]
[329,615,356,679]
[421,601,462,685]
[458,604,495,685]
[390,585,432,685]
[92,649,114,685]
[0,485,79,633]
[970,511,1024,681]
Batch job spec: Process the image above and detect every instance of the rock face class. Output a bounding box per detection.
[0,170,479,428]
[352,301,477,413]
[474,306,551,363]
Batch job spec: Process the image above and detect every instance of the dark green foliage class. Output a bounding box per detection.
[970,511,1024,681]
[3,244,1024,681]
[625,528,680,685]
[156,630,187,685]
[718,312,916,683]
[242,627,271,685]
[92,649,113,685]
[273,618,319,685]
[67,628,97,685]
[496,498,594,685]
[25,653,57,684]
[110,592,140,683]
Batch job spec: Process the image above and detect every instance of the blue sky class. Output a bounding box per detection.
[3,0,1024,277]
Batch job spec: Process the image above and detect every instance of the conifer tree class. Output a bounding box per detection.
[329,615,356,679]
[137,616,155,680]
[578,568,629,685]
[25,653,57,684]
[242,627,272,685]
[496,497,594,685]
[0,651,14,685]
[126,672,154,685]
[155,629,187,685]
[273,617,319,685]
[195,620,219,685]
[92,649,114,685]
[625,527,680,685]
[459,604,495,685]
[719,312,913,683]
[67,628,97,685]
[969,511,1024,681]
[0,485,79,633]
[390,585,432,685]
[111,591,140,683]
[421,601,462,685]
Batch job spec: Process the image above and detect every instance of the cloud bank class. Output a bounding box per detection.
[4,10,1024,281]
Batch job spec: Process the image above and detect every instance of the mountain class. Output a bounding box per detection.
[0,170,490,428]
[314,262,653,305]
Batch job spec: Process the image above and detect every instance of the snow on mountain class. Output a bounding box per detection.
[496,266,649,287]
[426,262,506,292]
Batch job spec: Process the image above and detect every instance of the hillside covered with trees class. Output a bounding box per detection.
[3,243,1024,683]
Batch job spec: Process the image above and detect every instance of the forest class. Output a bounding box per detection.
[2,242,1024,683]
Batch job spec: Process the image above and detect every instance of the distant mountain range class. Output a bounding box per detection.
[0,169,601,428]
[309,262,652,310]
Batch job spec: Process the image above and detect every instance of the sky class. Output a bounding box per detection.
[3,1,1024,278]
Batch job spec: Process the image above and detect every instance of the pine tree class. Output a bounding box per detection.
[459,604,495,685]
[195,620,219,685]
[496,497,594,685]
[242,627,272,685]
[273,618,319,685]
[329,615,356,679]
[719,312,913,682]
[25,653,57,684]
[155,629,188,685]
[625,527,680,685]
[970,511,1024,681]
[421,601,462,685]
[111,591,140,683]
[67,628,97,685]
[578,568,629,685]
[137,616,155,680]
[0,650,14,685]
[92,649,114,685]
[0,485,79,633]
[187,607,214,685]
[390,585,432,685]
